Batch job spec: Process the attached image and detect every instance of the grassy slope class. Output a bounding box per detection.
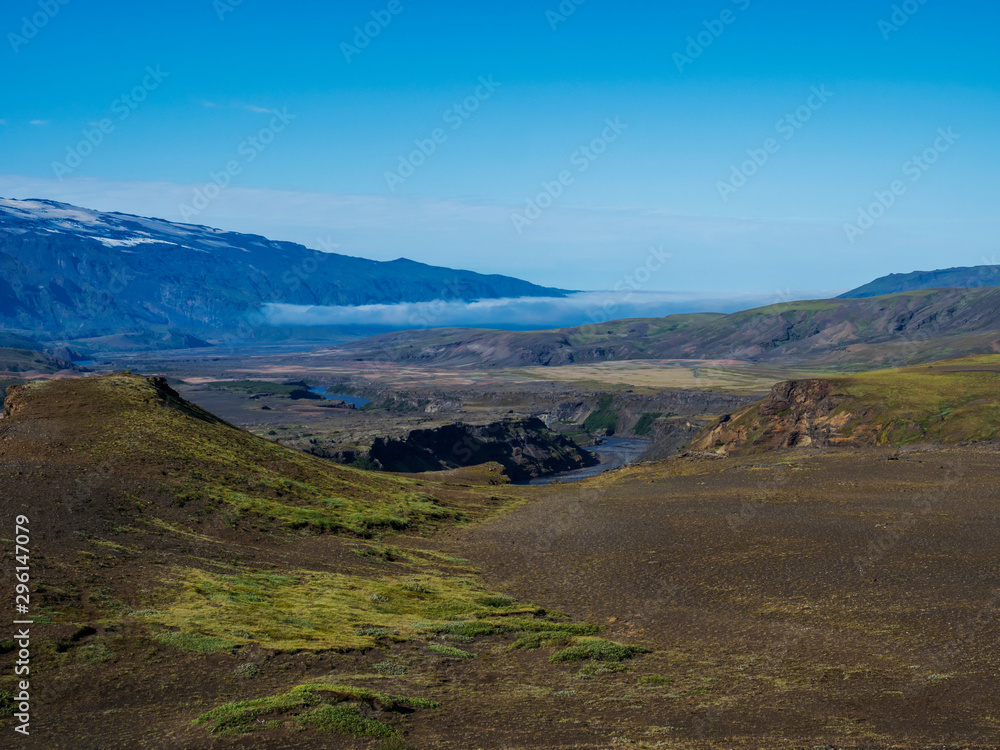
[0,374,644,746]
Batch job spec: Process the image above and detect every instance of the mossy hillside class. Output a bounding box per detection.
[138,566,594,652]
[7,375,490,535]
[833,366,1000,444]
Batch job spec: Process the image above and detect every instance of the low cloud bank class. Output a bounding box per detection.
[262,290,833,331]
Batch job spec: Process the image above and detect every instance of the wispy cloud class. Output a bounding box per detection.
[29,119,50,126]
[262,290,827,331]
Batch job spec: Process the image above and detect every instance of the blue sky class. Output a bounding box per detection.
[2,0,998,304]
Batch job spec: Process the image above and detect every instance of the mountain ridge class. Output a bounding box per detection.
[0,198,570,347]
[325,287,1000,370]
[839,264,1000,298]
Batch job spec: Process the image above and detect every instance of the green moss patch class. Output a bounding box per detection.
[428,644,476,659]
[583,395,619,434]
[632,412,664,436]
[194,683,438,737]
[141,567,600,654]
[550,638,650,664]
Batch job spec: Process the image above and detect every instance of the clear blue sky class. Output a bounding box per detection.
[2,0,997,297]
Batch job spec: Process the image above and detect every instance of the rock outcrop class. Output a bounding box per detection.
[368,417,598,481]
[693,379,858,454]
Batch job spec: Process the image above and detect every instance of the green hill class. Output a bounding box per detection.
[0,374,638,746]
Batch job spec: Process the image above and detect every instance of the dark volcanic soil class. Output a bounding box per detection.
[446,446,1000,748]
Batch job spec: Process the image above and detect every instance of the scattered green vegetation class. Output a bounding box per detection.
[78,642,112,662]
[194,683,438,737]
[233,662,260,678]
[574,662,633,679]
[376,739,417,750]
[511,630,577,650]
[428,644,476,659]
[297,704,396,737]
[550,638,650,664]
[632,412,663,436]
[0,690,15,716]
[373,661,407,676]
[583,394,619,434]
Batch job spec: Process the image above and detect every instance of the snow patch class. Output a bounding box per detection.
[93,236,175,248]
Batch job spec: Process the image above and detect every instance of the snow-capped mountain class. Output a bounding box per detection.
[0,198,568,348]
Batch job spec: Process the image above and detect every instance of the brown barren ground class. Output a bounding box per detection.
[442,446,1000,748]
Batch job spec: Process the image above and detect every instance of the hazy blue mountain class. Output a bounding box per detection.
[0,198,569,347]
[839,265,1000,298]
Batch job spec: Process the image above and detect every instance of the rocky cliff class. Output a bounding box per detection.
[368,417,598,481]
[693,380,856,454]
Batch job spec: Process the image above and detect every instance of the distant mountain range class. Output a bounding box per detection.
[327,287,1000,370]
[0,198,569,349]
[3,197,999,366]
[839,265,1000,298]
